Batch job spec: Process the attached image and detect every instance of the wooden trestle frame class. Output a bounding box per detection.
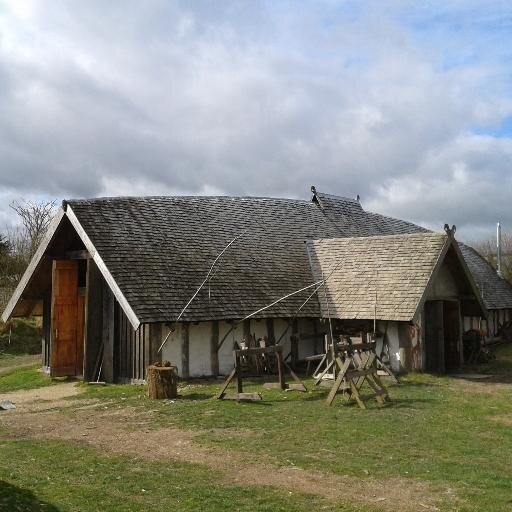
[216,345,307,401]
[315,336,398,409]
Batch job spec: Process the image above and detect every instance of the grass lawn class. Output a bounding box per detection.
[2,346,512,511]
[0,353,40,370]
[0,439,367,512]
[0,353,59,393]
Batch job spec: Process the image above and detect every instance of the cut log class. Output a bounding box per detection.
[146,365,178,399]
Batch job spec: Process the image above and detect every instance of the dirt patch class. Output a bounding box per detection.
[449,375,512,394]
[0,386,456,512]
[488,414,512,427]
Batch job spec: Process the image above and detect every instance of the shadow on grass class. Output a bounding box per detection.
[0,480,60,511]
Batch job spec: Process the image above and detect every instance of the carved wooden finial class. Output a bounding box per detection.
[444,224,457,237]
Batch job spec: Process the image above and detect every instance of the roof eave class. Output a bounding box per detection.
[1,208,66,322]
[66,205,141,330]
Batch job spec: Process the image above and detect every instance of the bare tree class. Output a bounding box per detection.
[472,231,512,283]
[9,199,57,259]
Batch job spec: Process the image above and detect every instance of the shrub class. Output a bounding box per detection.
[0,318,42,355]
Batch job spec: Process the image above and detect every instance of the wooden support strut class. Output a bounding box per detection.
[323,344,391,409]
[216,345,307,401]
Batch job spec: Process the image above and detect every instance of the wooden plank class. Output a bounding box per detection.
[234,346,283,357]
[210,320,219,376]
[64,250,90,260]
[266,318,275,345]
[314,358,334,385]
[325,357,350,406]
[144,324,151,377]
[235,354,243,393]
[42,291,51,369]
[286,383,307,392]
[102,286,115,383]
[283,360,307,391]
[149,323,162,366]
[119,307,127,379]
[276,347,285,390]
[243,319,251,342]
[290,318,299,366]
[50,260,79,377]
[180,323,190,379]
[216,367,236,399]
[262,382,285,389]
[76,292,85,376]
[84,259,103,381]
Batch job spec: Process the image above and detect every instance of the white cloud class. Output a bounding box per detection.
[0,1,512,241]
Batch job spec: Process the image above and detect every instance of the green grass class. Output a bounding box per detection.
[72,346,512,512]
[0,439,373,512]
[0,352,37,369]
[3,346,512,511]
[0,365,58,393]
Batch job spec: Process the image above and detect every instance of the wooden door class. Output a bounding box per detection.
[51,260,79,377]
[424,300,444,372]
[443,300,461,371]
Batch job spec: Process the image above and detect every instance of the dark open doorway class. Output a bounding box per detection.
[424,299,461,373]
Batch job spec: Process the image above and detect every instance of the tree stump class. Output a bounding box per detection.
[146,365,178,399]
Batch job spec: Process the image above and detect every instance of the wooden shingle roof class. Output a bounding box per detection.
[306,233,451,321]
[67,196,344,323]
[459,244,512,309]
[62,191,512,325]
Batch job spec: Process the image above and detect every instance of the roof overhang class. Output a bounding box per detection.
[2,205,141,330]
[1,208,66,323]
[66,205,140,329]
[414,235,488,320]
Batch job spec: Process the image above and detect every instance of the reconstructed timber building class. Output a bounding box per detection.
[2,187,512,382]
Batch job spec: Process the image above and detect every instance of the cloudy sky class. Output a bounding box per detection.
[1,0,511,241]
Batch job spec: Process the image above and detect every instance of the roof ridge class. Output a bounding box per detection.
[65,194,311,204]
[308,231,447,244]
[314,190,360,204]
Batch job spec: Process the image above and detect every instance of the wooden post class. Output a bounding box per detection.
[210,320,219,376]
[266,318,275,345]
[149,323,162,366]
[276,346,285,390]
[234,352,243,393]
[42,291,51,370]
[243,319,251,344]
[180,323,190,379]
[84,260,103,381]
[291,318,299,368]
[102,286,115,383]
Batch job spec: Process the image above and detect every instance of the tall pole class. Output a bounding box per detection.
[497,221,503,278]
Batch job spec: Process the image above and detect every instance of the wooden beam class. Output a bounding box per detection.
[101,286,115,383]
[84,259,103,381]
[266,318,275,345]
[210,320,219,376]
[180,323,190,379]
[65,250,90,260]
[149,323,162,366]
